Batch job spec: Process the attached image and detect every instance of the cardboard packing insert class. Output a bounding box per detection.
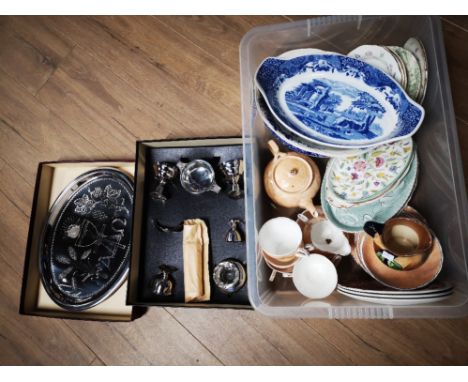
[21,161,135,321]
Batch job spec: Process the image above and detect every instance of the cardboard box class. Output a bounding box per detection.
[128,138,251,309]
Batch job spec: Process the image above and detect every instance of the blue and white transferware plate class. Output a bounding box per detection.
[277,48,336,59]
[321,154,418,232]
[255,90,367,158]
[255,54,425,149]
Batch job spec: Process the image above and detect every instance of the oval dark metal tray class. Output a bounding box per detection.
[40,168,134,311]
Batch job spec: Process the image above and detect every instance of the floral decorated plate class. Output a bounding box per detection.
[348,45,407,88]
[40,168,133,311]
[388,46,422,101]
[255,90,368,158]
[327,138,414,203]
[321,154,418,232]
[383,47,408,91]
[403,37,428,103]
[255,53,425,149]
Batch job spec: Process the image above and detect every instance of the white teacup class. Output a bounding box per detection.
[297,213,351,257]
[293,254,338,299]
[258,217,308,267]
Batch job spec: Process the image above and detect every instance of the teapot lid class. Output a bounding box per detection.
[273,156,313,193]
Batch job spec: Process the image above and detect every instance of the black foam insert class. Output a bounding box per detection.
[137,143,249,306]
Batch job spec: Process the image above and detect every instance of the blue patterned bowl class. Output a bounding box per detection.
[255,53,425,149]
[255,90,368,158]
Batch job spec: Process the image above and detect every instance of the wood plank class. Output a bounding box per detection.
[0,69,98,164]
[238,311,353,365]
[42,16,240,138]
[66,308,222,365]
[301,319,396,365]
[442,16,468,32]
[0,192,97,365]
[37,45,170,148]
[336,319,468,365]
[92,16,240,117]
[165,307,291,365]
[0,17,74,96]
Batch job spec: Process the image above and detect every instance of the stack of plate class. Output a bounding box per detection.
[254,40,426,158]
[348,38,428,104]
[337,282,453,305]
[321,138,418,232]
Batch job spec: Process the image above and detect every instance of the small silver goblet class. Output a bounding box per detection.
[151,265,177,296]
[219,159,244,199]
[150,162,178,202]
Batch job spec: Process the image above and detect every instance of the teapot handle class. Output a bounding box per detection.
[267,140,286,160]
[300,198,318,218]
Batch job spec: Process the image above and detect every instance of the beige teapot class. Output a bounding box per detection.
[264,140,321,217]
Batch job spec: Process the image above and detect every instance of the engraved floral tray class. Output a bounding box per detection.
[40,168,134,311]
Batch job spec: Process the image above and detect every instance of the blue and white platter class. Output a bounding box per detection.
[255,53,425,149]
[255,90,367,158]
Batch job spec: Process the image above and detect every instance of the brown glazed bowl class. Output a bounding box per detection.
[359,232,443,290]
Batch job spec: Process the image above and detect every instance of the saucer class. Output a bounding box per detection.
[337,288,452,305]
[348,45,406,87]
[357,228,444,290]
[388,46,422,101]
[321,153,419,232]
[337,282,453,296]
[403,37,428,103]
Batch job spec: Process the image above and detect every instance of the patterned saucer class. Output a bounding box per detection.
[321,153,418,232]
[388,46,422,101]
[326,138,414,204]
[348,45,406,87]
[403,37,428,103]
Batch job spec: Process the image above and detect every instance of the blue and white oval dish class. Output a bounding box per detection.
[255,54,425,149]
[255,90,368,158]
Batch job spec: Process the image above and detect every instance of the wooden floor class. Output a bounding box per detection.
[1,16,468,366]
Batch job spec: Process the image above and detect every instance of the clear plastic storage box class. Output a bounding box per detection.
[241,15,468,318]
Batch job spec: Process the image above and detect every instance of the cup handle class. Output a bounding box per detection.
[363,221,385,238]
[269,270,277,282]
[297,212,310,223]
[296,247,310,257]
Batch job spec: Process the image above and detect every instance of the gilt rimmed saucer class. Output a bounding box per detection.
[388,46,422,101]
[348,45,406,87]
[404,37,428,103]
